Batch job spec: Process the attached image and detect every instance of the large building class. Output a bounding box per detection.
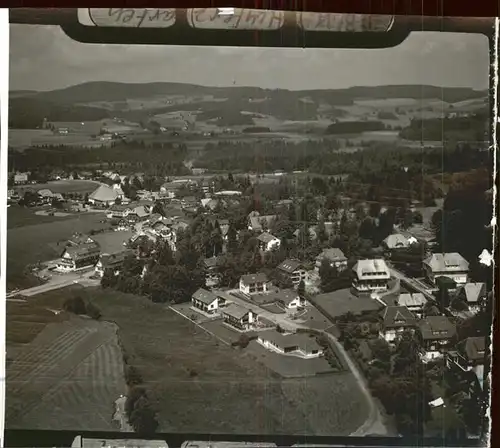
[352,259,391,294]
[422,252,469,286]
[257,330,323,359]
[57,243,101,272]
[88,184,124,207]
[276,259,307,287]
[239,273,270,295]
[315,248,348,272]
[418,316,457,362]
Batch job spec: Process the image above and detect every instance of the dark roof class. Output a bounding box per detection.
[100,250,134,269]
[419,316,456,340]
[240,273,269,284]
[463,337,486,362]
[64,243,101,261]
[381,306,417,329]
[203,256,223,269]
[457,283,487,304]
[68,234,97,247]
[222,303,253,320]
[257,330,322,354]
[271,289,300,306]
[277,259,303,274]
[192,288,218,305]
[318,248,347,262]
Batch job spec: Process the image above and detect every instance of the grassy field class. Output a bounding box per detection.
[14,179,101,195]
[7,206,77,229]
[7,211,110,290]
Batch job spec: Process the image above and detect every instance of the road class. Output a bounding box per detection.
[225,290,389,436]
[388,266,435,301]
[113,395,133,432]
[6,270,99,298]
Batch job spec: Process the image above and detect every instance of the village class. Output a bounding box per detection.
[7,163,490,438]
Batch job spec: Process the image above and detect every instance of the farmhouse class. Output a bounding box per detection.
[379,306,417,343]
[351,259,391,294]
[57,243,101,272]
[423,252,469,286]
[276,259,307,287]
[88,184,122,207]
[397,293,427,318]
[418,315,457,361]
[222,304,258,331]
[257,330,323,359]
[315,248,348,272]
[239,273,270,295]
[454,282,487,312]
[191,288,227,315]
[257,232,281,252]
[95,249,133,277]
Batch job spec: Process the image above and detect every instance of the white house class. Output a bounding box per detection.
[191,288,227,315]
[380,306,417,343]
[273,289,306,311]
[397,293,427,318]
[222,304,258,331]
[57,243,101,272]
[382,233,412,251]
[423,252,469,286]
[276,259,307,287]
[239,273,270,295]
[14,172,29,185]
[352,259,391,293]
[257,232,281,252]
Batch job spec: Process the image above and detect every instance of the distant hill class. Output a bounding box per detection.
[9,81,488,129]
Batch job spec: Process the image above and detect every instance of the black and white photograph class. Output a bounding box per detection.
[6,9,494,445]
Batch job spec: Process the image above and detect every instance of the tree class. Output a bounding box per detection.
[86,301,102,320]
[63,295,87,315]
[101,268,117,289]
[316,217,328,243]
[297,280,306,298]
[319,259,340,293]
[152,202,165,216]
[126,387,159,434]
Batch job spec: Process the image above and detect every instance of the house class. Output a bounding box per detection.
[191,288,227,315]
[160,182,183,198]
[67,234,97,247]
[239,273,270,295]
[380,306,417,343]
[397,293,427,318]
[222,304,258,331]
[276,259,307,287]
[273,289,306,311]
[108,204,132,219]
[95,249,134,277]
[14,172,29,185]
[447,337,486,373]
[315,248,348,272]
[455,282,487,312]
[203,256,223,287]
[257,330,323,359]
[37,188,55,204]
[257,232,281,252]
[418,315,457,361]
[248,213,277,232]
[201,198,222,211]
[352,259,391,294]
[423,252,469,286]
[88,184,121,207]
[382,233,412,251]
[127,204,151,222]
[57,243,101,272]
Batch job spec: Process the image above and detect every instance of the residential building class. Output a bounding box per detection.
[57,243,101,272]
[397,293,427,318]
[380,306,417,343]
[108,204,132,219]
[418,315,457,361]
[455,282,487,312]
[447,337,486,372]
[257,330,323,359]
[247,212,277,232]
[239,273,270,295]
[127,204,151,222]
[423,252,469,286]
[37,189,55,204]
[222,304,258,331]
[14,172,29,185]
[191,288,227,315]
[273,289,306,311]
[315,248,348,272]
[203,256,223,287]
[276,259,307,287]
[257,232,281,252]
[95,249,134,277]
[352,259,391,293]
[67,234,98,247]
[160,182,183,198]
[88,184,121,207]
[382,233,412,251]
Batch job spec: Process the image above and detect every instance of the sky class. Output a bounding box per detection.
[9,24,490,91]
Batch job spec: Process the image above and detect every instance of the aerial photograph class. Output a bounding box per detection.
[6,20,493,443]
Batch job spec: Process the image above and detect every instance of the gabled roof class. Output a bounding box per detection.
[272,289,301,306]
[37,189,54,197]
[240,273,269,285]
[222,303,252,320]
[192,288,218,305]
[277,259,303,274]
[423,252,469,273]
[353,259,390,279]
[64,243,101,261]
[89,185,119,203]
[398,293,427,308]
[381,306,417,329]
[419,316,456,340]
[257,232,279,244]
[100,249,134,269]
[318,248,347,262]
[383,233,410,249]
[463,337,486,362]
[457,282,487,304]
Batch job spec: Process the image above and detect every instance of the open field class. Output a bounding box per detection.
[8,206,78,229]
[7,212,110,290]
[6,314,126,431]
[14,179,101,195]
[91,230,133,254]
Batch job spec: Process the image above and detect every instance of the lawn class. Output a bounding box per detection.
[8,206,77,229]
[14,179,100,195]
[7,212,110,290]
